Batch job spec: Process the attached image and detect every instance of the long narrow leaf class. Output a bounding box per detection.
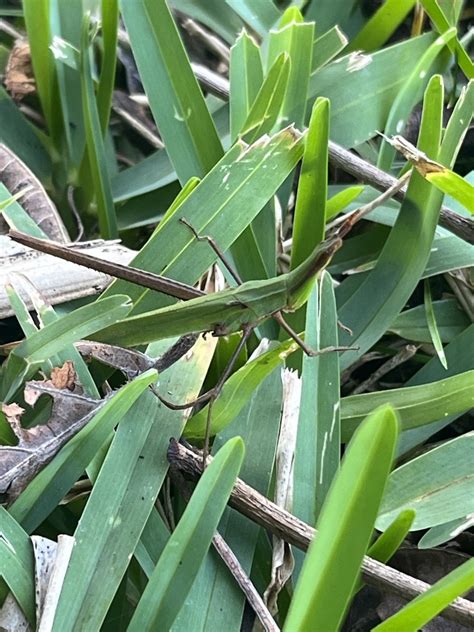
[284,405,399,631]
[121,0,223,183]
[127,437,245,631]
[373,558,474,631]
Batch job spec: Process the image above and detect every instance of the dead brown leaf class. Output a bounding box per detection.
[0,378,103,503]
[4,40,35,101]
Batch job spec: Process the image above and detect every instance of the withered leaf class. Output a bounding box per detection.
[50,361,77,391]
[0,379,103,503]
[4,40,35,101]
[0,144,69,241]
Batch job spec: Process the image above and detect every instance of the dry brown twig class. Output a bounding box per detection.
[168,440,474,629]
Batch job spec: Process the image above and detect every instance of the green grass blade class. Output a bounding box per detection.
[0,507,35,625]
[377,31,454,170]
[438,81,473,165]
[240,52,290,143]
[14,295,132,364]
[291,97,329,267]
[369,510,416,560]
[377,432,474,531]
[390,299,469,344]
[267,7,314,131]
[229,29,263,142]
[100,127,303,315]
[0,184,48,236]
[353,509,416,594]
[23,0,62,148]
[284,405,399,631]
[373,557,474,631]
[399,325,474,454]
[424,279,448,369]
[50,0,83,165]
[0,88,52,182]
[420,0,474,79]
[305,0,357,33]
[308,32,438,148]
[9,370,157,532]
[174,367,282,630]
[127,437,245,631]
[341,370,474,442]
[80,13,117,238]
[419,515,474,549]
[185,339,298,440]
[325,185,364,221]
[293,273,340,577]
[1,295,132,401]
[349,0,417,52]
[426,169,474,214]
[312,26,348,72]
[226,0,280,37]
[337,75,446,369]
[97,0,118,133]
[121,0,223,183]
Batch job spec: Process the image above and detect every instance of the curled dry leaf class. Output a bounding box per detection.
[263,369,301,618]
[0,144,69,241]
[4,40,35,101]
[0,376,102,503]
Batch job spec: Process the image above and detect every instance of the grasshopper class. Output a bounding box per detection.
[10,173,408,458]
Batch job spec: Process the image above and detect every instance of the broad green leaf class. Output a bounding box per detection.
[378,32,454,170]
[284,406,399,631]
[389,299,469,344]
[424,279,447,369]
[128,437,245,631]
[373,558,474,631]
[174,368,282,630]
[229,29,263,142]
[10,370,157,532]
[80,13,117,238]
[349,0,417,52]
[293,273,340,578]
[420,0,474,79]
[291,97,329,267]
[185,339,298,440]
[121,0,223,183]
[240,52,290,143]
[341,371,474,442]
[377,432,474,531]
[0,507,35,625]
